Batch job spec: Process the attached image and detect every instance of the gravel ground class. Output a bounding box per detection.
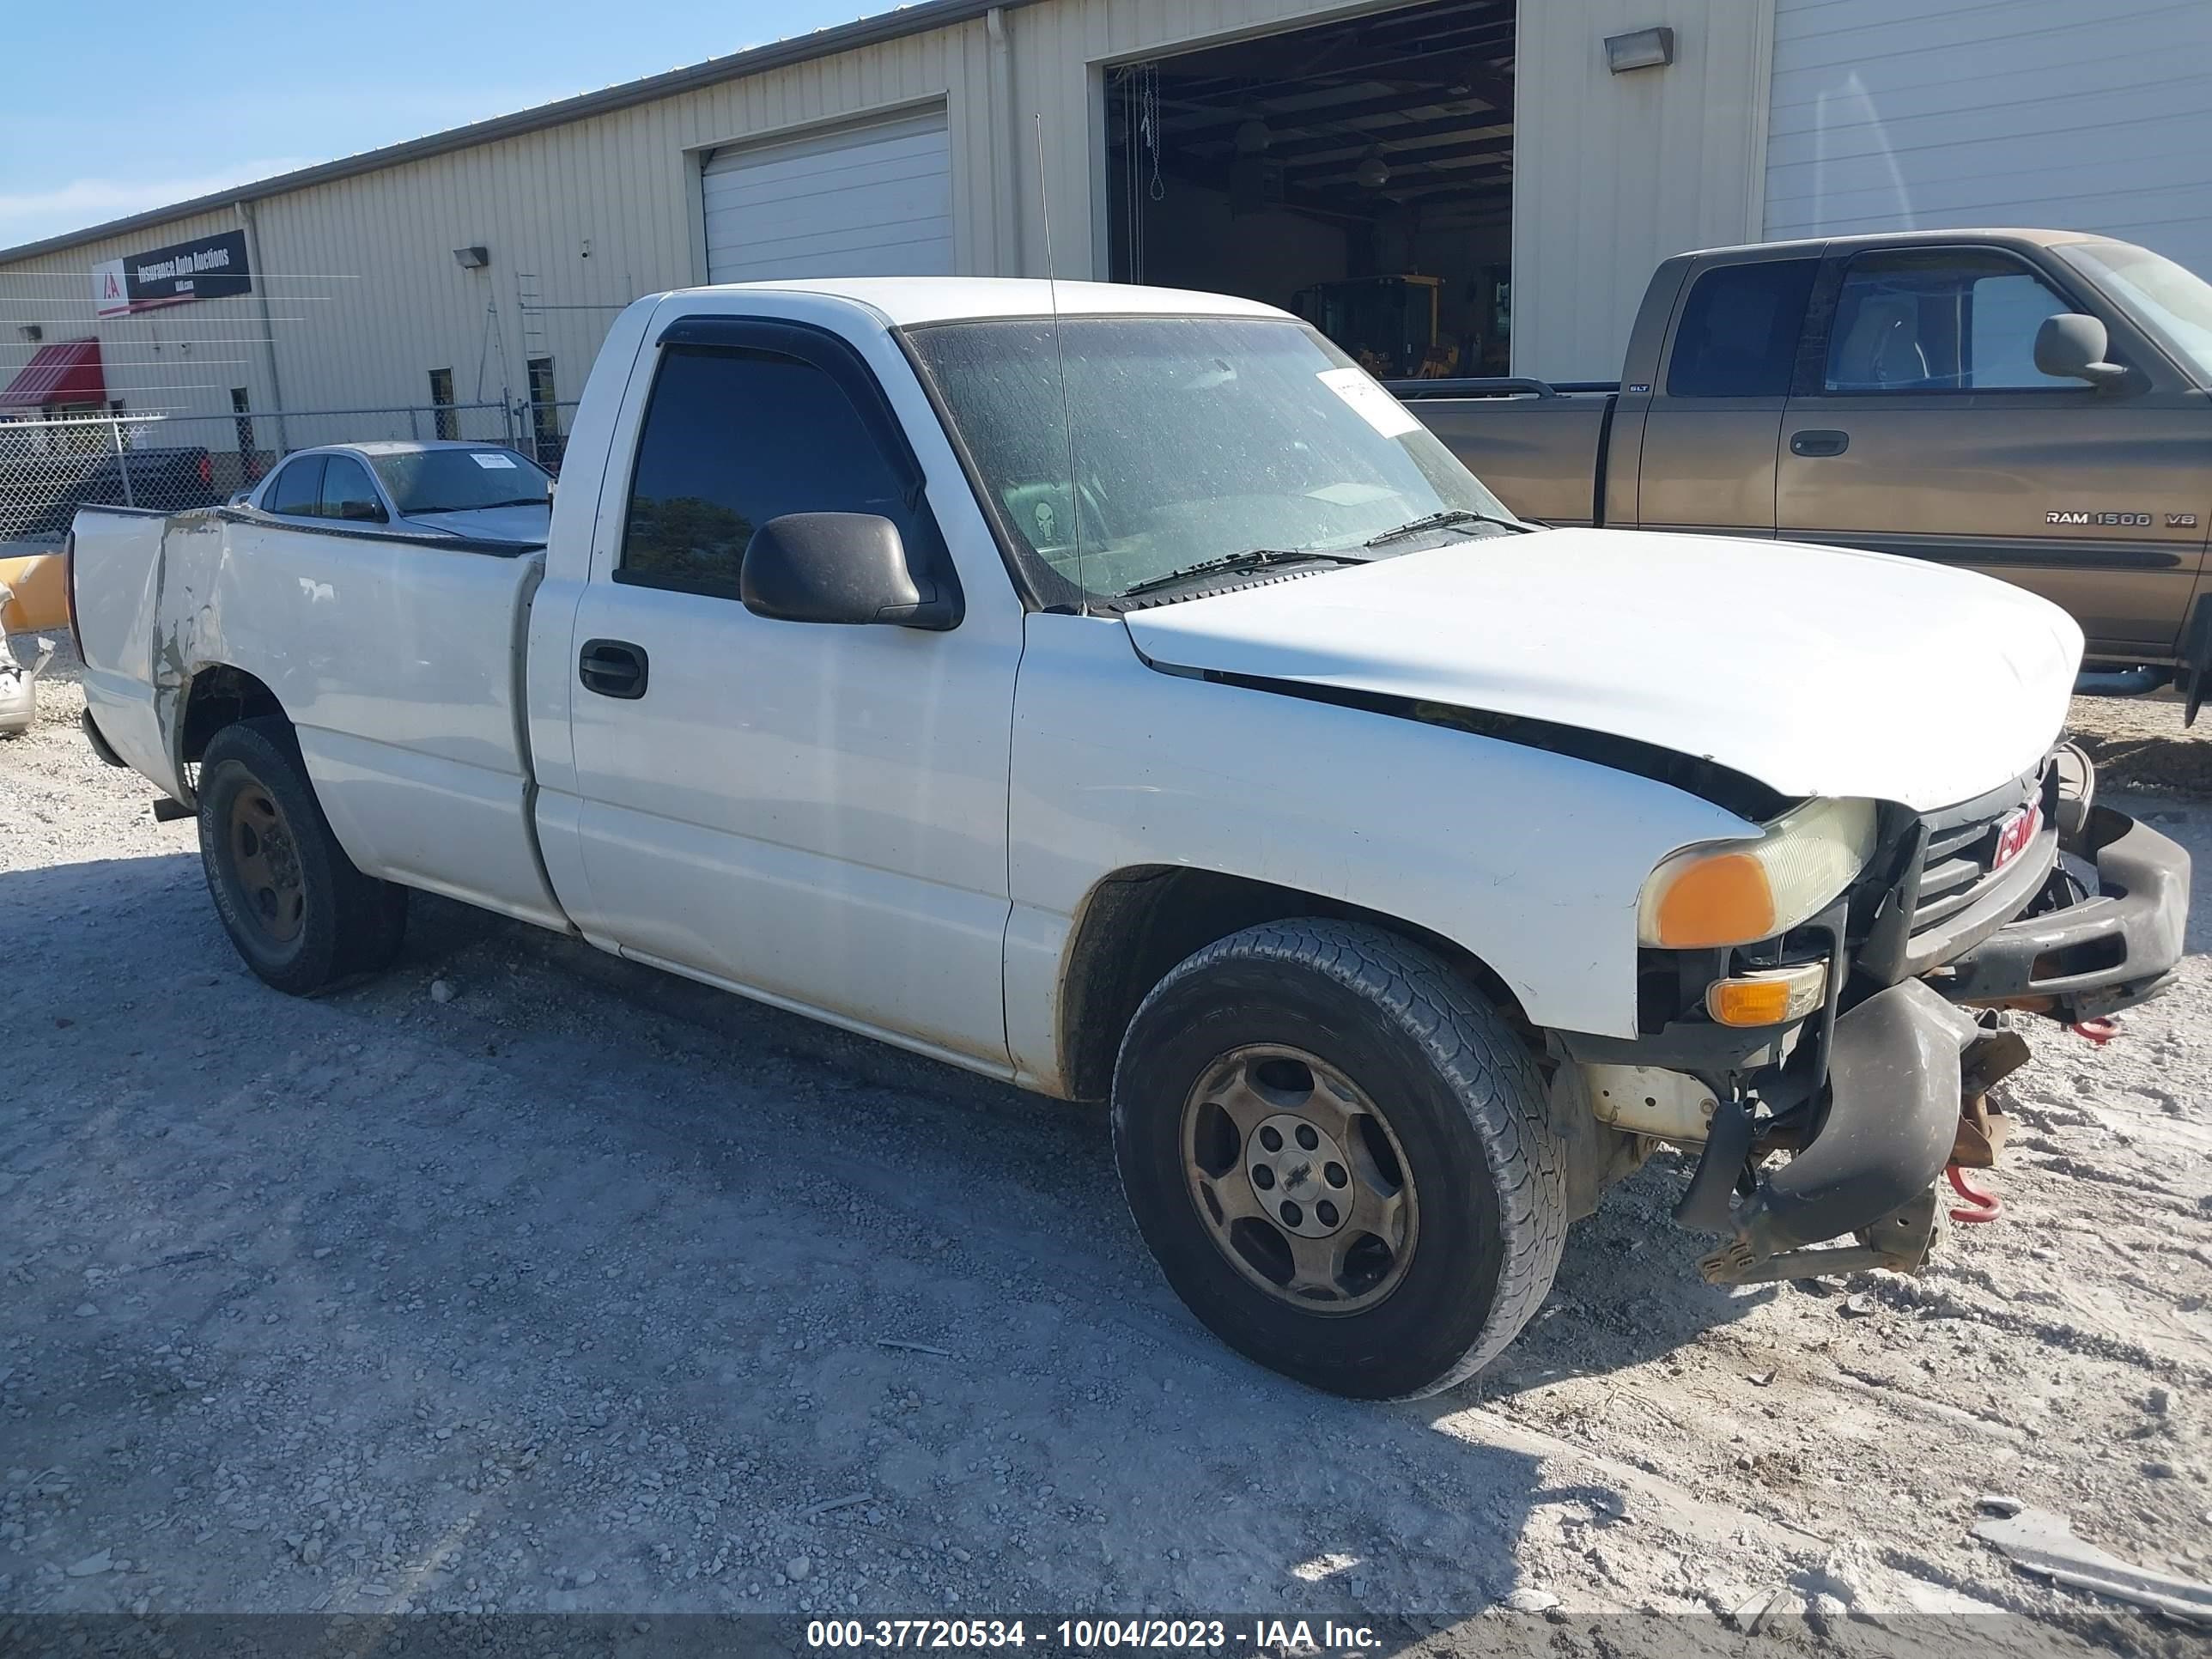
[2066,688,2212,795]
[3,636,2208,1654]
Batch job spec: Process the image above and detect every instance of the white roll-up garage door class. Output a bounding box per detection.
[702,110,954,286]
[1765,0,2212,276]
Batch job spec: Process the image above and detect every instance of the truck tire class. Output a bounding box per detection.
[196,716,408,994]
[1112,919,1566,1400]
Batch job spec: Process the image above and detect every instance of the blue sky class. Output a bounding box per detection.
[0,0,878,248]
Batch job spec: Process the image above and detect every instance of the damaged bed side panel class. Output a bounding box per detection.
[72,505,208,802]
[70,503,569,933]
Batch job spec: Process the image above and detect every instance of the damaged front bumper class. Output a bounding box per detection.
[1681,798,2190,1285]
[1936,804,2190,1022]
[1688,980,1996,1284]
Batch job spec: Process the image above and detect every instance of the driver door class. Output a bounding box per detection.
[551,312,1022,1069]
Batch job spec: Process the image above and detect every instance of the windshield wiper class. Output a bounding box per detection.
[1363,507,1530,548]
[1119,547,1368,599]
[408,497,546,513]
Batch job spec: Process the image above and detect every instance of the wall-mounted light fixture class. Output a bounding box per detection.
[17,324,40,343]
[453,246,490,270]
[1604,26,1676,73]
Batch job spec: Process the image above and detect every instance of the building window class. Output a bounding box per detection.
[428,368,459,441]
[230,387,258,478]
[526,356,561,467]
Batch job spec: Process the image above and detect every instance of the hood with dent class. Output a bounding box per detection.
[1121,526,2082,813]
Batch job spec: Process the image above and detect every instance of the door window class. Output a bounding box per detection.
[264,455,325,515]
[319,455,386,522]
[618,344,918,599]
[1665,260,1819,398]
[1824,251,2082,392]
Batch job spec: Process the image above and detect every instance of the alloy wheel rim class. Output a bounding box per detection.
[1178,1043,1419,1314]
[228,784,305,944]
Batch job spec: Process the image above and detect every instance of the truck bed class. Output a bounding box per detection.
[1388,378,1618,527]
[71,503,568,929]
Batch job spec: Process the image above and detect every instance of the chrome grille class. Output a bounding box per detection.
[1905,766,2051,947]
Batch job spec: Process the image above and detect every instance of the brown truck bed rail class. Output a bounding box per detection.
[1383,376,1620,401]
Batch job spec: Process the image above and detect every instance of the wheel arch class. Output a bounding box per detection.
[174,663,292,793]
[1054,863,1532,1104]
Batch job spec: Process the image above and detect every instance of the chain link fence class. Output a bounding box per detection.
[0,398,580,545]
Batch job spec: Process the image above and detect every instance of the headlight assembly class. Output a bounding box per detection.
[1637,798,1878,950]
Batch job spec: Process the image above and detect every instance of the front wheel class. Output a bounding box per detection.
[1112,920,1566,1399]
[197,716,407,994]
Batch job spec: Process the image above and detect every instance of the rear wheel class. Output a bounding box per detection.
[197,717,407,994]
[1112,919,1566,1399]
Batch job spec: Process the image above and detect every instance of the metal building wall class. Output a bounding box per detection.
[3,0,1788,428]
[1766,0,2212,278]
[1512,0,1774,381]
[0,19,1000,427]
[0,204,283,422]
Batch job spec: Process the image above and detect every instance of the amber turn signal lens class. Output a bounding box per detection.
[1650,851,1774,950]
[1705,963,1826,1028]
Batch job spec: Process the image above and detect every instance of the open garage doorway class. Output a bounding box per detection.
[1105,0,1514,379]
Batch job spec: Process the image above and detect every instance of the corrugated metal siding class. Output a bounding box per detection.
[1511,0,1774,381]
[1,0,1416,429]
[3,0,1790,434]
[3,21,990,427]
[1765,0,2212,276]
[0,204,278,420]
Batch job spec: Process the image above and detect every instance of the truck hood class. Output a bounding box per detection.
[1120,526,2082,813]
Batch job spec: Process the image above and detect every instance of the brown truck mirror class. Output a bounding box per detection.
[2034,313,2130,389]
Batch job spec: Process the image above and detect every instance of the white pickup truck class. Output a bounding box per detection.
[66,277,2189,1399]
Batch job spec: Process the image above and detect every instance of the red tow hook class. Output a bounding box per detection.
[2071,1017,2121,1046]
[1947,1164,2002,1224]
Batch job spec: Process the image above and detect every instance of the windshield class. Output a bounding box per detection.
[2056,240,2212,384]
[905,315,1516,605]
[369,447,553,515]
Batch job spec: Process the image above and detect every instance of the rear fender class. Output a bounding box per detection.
[70,507,229,799]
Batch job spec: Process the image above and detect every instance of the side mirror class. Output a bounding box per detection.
[740,512,960,630]
[2034,313,2130,389]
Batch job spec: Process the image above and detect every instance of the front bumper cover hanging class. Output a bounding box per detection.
[1691,978,2003,1284]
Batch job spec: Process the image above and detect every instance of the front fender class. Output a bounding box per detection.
[1004,614,1757,1073]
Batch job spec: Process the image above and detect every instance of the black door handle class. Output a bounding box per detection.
[579,638,648,700]
[1790,428,1850,458]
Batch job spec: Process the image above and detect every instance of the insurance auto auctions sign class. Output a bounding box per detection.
[91,229,252,316]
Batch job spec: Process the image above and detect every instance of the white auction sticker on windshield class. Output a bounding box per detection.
[1317,367,1423,439]
[470,452,519,469]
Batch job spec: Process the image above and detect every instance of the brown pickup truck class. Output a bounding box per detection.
[1394,229,2212,713]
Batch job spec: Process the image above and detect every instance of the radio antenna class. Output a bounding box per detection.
[1035,113,1088,613]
